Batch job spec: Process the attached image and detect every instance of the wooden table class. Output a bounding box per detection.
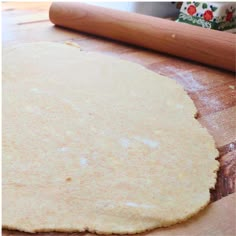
[2,2,236,236]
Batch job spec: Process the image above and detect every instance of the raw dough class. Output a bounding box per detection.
[2,42,219,234]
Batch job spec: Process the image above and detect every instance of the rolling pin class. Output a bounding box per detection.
[49,2,236,72]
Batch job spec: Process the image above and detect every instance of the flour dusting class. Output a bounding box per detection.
[80,157,88,167]
[125,202,154,209]
[135,136,159,148]
[120,138,130,148]
[30,88,41,94]
[58,146,69,152]
[229,143,235,151]
[165,66,205,92]
[176,104,184,109]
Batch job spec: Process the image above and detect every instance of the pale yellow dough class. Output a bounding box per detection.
[2,42,219,234]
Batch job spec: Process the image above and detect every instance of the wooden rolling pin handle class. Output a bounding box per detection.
[49,2,236,72]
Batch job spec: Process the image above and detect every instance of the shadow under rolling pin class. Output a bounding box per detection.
[49,2,236,72]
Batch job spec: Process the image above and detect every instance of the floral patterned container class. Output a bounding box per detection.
[177,2,236,32]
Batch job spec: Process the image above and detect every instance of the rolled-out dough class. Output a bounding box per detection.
[3,42,219,234]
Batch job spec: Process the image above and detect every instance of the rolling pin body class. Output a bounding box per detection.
[49,2,236,72]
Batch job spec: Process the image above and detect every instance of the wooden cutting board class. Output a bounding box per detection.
[2,2,236,235]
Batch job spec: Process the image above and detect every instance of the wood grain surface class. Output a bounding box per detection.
[2,2,236,235]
